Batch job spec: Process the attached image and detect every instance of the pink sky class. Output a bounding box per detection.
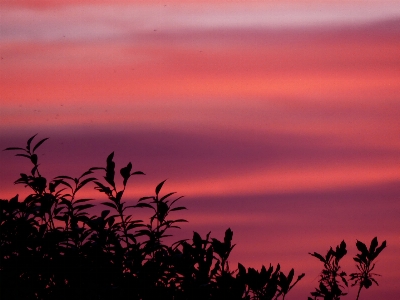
[1,1,399,298]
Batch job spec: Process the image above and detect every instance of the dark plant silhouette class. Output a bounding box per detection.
[309,241,348,300]
[350,237,387,300]
[309,238,386,300]
[1,134,305,300]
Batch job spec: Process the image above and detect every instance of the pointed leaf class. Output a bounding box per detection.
[54,175,74,180]
[287,268,295,285]
[32,138,49,153]
[369,237,378,253]
[373,240,387,260]
[139,196,154,202]
[170,206,187,212]
[79,169,94,179]
[171,219,187,223]
[26,133,38,151]
[105,152,115,188]
[77,177,96,191]
[74,204,95,211]
[15,153,31,159]
[131,171,145,175]
[58,180,73,190]
[101,210,110,219]
[238,263,246,276]
[155,179,167,195]
[135,202,154,209]
[101,202,117,209]
[3,147,26,151]
[160,192,176,201]
[74,198,94,204]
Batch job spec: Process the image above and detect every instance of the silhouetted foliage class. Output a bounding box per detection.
[1,135,306,300]
[308,238,386,300]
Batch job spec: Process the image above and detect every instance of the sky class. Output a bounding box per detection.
[1,0,400,298]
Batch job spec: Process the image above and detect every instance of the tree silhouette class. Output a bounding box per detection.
[1,135,386,300]
[1,135,305,300]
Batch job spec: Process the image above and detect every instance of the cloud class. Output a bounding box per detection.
[1,2,400,44]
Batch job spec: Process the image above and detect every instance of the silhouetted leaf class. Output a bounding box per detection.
[76,177,96,191]
[160,192,176,201]
[127,222,144,230]
[287,268,294,286]
[135,203,154,209]
[193,231,202,249]
[89,166,105,171]
[58,180,73,190]
[369,237,378,253]
[105,152,115,188]
[54,215,68,222]
[309,252,326,263]
[139,196,153,202]
[101,210,110,219]
[54,175,74,180]
[131,171,145,175]
[370,278,379,286]
[79,169,94,179]
[74,204,95,212]
[155,179,167,196]
[74,198,94,204]
[15,153,31,159]
[341,275,348,287]
[32,138,49,153]
[356,240,369,257]
[172,219,187,223]
[157,201,169,222]
[169,206,186,212]
[373,240,387,260]
[169,196,184,207]
[30,154,38,165]
[101,202,117,209]
[3,147,26,151]
[94,181,112,196]
[224,228,233,247]
[238,263,246,276]
[26,133,38,151]
[53,207,64,215]
[10,194,19,204]
[120,162,132,186]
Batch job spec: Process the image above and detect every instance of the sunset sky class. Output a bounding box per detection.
[1,0,399,298]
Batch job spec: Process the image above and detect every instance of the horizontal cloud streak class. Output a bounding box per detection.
[2,2,400,43]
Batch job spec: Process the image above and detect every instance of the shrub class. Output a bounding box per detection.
[1,135,305,300]
[309,238,386,300]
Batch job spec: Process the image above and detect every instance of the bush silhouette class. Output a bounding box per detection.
[1,135,386,300]
[308,238,386,300]
[1,135,305,300]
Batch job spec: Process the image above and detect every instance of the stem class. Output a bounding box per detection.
[356,284,362,300]
[48,212,55,231]
[116,187,129,246]
[119,209,129,246]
